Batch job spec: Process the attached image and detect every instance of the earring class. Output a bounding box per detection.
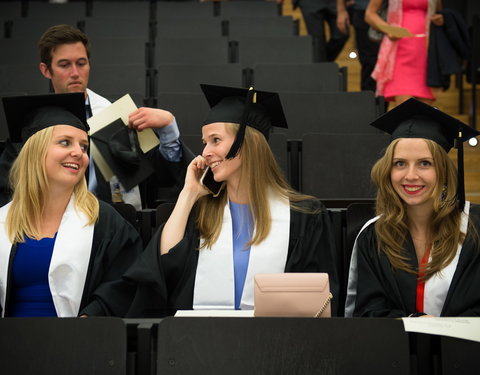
[441,185,447,201]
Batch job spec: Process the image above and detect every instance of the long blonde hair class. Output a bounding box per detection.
[371,138,465,279]
[197,123,317,249]
[6,126,99,243]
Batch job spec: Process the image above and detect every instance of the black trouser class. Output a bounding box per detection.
[351,8,380,92]
[300,5,348,62]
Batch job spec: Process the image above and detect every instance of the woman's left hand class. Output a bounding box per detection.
[430,14,444,27]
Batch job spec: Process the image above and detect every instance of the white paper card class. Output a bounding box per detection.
[175,310,254,318]
[87,93,159,152]
[402,317,480,343]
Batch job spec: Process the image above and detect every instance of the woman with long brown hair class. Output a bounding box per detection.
[345,98,480,317]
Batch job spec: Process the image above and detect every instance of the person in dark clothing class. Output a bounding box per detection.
[336,0,379,91]
[345,98,480,318]
[284,0,348,61]
[0,93,142,317]
[125,85,339,317]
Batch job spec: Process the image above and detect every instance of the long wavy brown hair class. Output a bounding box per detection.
[371,138,467,279]
[196,123,317,249]
[7,126,99,243]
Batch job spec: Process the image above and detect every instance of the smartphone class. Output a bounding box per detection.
[200,167,224,197]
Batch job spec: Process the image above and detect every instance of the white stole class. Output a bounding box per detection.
[424,201,469,316]
[193,194,290,310]
[0,196,94,317]
[345,202,470,317]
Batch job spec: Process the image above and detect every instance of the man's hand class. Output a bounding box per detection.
[337,8,351,35]
[128,107,174,131]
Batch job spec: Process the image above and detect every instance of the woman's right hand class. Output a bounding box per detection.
[160,155,209,255]
[183,155,210,200]
[386,33,401,42]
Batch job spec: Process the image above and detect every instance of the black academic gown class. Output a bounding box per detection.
[87,142,194,207]
[125,198,339,318]
[1,201,143,317]
[0,140,21,207]
[353,204,480,317]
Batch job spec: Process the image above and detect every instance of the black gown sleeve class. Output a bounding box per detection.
[124,207,199,317]
[0,140,21,207]
[353,225,416,318]
[442,204,480,316]
[78,201,144,317]
[286,199,340,315]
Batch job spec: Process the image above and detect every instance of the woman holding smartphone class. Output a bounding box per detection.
[126,84,338,317]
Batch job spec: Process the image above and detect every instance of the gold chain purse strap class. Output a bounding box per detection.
[314,293,333,318]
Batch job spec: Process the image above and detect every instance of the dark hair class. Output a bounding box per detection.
[38,24,90,70]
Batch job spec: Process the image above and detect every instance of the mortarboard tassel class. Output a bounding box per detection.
[455,130,465,211]
[225,87,255,159]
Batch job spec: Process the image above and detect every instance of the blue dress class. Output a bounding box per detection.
[230,201,254,310]
[10,235,57,317]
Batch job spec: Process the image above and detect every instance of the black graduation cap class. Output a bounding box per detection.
[371,98,480,210]
[91,119,154,191]
[201,84,288,159]
[2,93,88,142]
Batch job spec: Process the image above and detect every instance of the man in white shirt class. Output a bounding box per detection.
[36,24,192,207]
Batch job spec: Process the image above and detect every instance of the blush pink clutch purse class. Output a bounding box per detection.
[254,273,332,318]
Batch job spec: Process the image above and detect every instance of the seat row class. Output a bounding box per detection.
[1,0,282,20]
[0,62,347,133]
[2,15,298,40]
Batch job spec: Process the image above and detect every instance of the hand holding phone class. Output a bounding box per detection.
[200,167,224,197]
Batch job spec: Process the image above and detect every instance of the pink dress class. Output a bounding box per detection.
[383,0,434,101]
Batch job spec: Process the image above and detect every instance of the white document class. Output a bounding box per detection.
[402,317,480,343]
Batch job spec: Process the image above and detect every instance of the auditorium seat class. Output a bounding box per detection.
[7,18,82,39]
[154,37,231,65]
[89,1,150,19]
[156,93,210,135]
[342,202,375,313]
[112,202,139,231]
[154,202,175,231]
[25,1,87,18]
[156,2,216,18]
[154,64,246,95]
[300,132,389,199]
[218,1,281,17]
[224,16,298,39]
[251,62,344,92]
[276,91,383,139]
[268,132,289,182]
[0,65,50,94]
[0,91,27,141]
[232,36,315,65]
[0,38,39,64]
[89,36,152,66]
[88,64,149,101]
[0,1,23,19]
[82,18,150,39]
[155,17,223,38]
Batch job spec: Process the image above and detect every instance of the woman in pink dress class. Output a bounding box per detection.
[366,0,444,106]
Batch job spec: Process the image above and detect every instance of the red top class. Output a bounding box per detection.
[416,245,432,313]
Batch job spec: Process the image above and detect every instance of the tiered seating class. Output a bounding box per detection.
[0,1,387,312]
